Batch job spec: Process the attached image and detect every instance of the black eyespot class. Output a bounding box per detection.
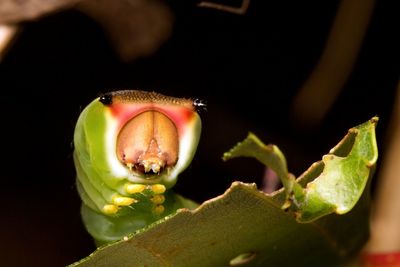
[193,98,207,113]
[99,93,113,105]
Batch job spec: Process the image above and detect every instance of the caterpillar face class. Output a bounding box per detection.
[74,90,202,217]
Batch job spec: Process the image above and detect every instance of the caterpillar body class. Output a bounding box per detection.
[73,90,202,245]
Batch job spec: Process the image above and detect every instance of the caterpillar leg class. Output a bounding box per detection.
[81,191,199,246]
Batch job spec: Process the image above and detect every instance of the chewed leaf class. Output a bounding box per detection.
[70,181,371,267]
[223,117,378,223]
[296,117,378,222]
[223,132,288,180]
[69,118,378,267]
[222,133,302,198]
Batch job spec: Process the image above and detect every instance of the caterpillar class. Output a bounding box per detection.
[73,90,202,245]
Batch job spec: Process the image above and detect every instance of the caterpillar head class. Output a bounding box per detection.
[74,90,202,215]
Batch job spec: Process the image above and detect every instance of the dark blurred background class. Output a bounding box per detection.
[0,0,398,266]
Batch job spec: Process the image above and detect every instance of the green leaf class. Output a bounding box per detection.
[69,117,377,267]
[223,117,378,222]
[222,132,303,207]
[294,117,377,222]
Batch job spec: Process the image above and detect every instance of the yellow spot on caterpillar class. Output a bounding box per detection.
[151,184,166,194]
[153,204,165,214]
[102,204,119,215]
[112,195,137,206]
[125,183,146,194]
[151,194,165,204]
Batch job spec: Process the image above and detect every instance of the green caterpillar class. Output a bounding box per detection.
[73,90,202,245]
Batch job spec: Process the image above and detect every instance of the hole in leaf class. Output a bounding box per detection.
[229,252,257,266]
[330,130,357,157]
[297,161,325,186]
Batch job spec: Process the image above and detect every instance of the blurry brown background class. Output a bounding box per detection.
[0,0,398,266]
